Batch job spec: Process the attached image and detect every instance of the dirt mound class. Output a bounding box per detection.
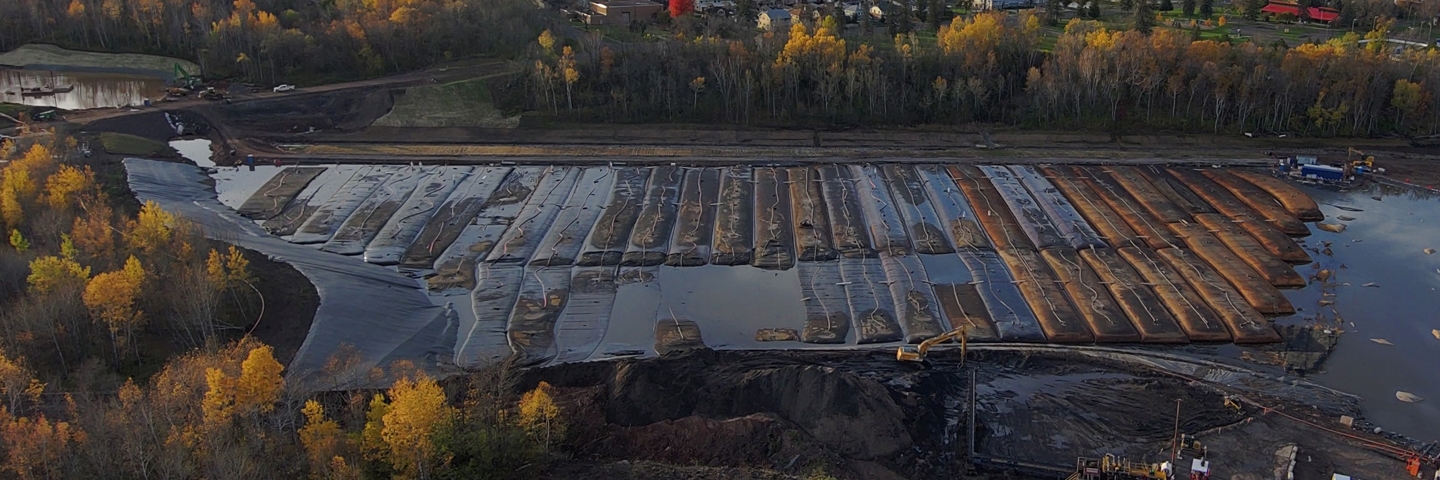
[602,413,787,466]
[533,351,914,465]
[216,89,390,135]
[695,364,912,459]
[80,110,182,141]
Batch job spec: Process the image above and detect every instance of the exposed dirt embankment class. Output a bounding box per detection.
[513,347,1421,479]
[521,350,930,478]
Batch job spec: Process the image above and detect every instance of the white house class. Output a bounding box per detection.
[758,8,792,30]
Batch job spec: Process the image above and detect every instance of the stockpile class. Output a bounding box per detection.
[236,166,327,219]
[789,167,838,262]
[400,167,512,268]
[428,167,542,290]
[818,165,873,257]
[262,165,361,236]
[323,167,424,255]
[531,168,617,267]
[365,167,473,265]
[224,161,1330,362]
[291,166,395,244]
[711,166,755,265]
[668,168,720,266]
[486,167,580,264]
[623,166,684,267]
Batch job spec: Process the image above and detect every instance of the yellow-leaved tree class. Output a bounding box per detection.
[381,373,454,479]
[202,344,284,428]
[517,381,564,451]
[125,200,174,254]
[299,400,358,479]
[360,393,390,467]
[201,367,235,428]
[206,248,228,287]
[234,344,283,415]
[0,349,44,414]
[27,255,91,295]
[82,256,148,357]
[43,165,96,211]
[71,199,115,260]
[206,246,253,289]
[0,411,84,480]
[0,170,27,229]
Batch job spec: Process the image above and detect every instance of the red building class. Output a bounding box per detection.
[1260,1,1340,22]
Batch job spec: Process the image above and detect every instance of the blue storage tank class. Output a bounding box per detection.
[1300,164,1344,180]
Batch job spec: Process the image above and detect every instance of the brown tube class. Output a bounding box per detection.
[996,248,1094,343]
[950,165,1035,250]
[1175,218,1306,288]
[1079,247,1189,344]
[1070,166,1181,250]
[788,167,837,262]
[1161,223,1295,315]
[1117,246,1232,342]
[1200,170,1309,236]
[1039,166,1140,247]
[1156,249,1282,344]
[1193,210,1310,264]
[933,283,1001,341]
[1106,166,1190,224]
[1041,248,1143,343]
[1230,170,1324,221]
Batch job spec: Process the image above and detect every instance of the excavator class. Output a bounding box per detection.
[1347,147,1375,171]
[896,325,967,363]
[173,63,203,89]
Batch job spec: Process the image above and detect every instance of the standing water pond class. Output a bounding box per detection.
[1,68,167,110]
[1286,181,1440,440]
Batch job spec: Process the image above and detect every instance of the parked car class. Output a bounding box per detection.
[273,84,296,93]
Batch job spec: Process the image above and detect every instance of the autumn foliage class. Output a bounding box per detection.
[670,0,695,17]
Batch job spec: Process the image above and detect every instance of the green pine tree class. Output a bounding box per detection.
[1160,0,1173,11]
[1089,0,1102,18]
[1199,0,1213,17]
[1046,0,1063,25]
[1134,0,1155,32]
[1243,0,1263,19]
[1121,0,1135,11]
[1182,0,1195,16]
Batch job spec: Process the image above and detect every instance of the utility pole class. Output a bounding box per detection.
[1170,398,1183,469]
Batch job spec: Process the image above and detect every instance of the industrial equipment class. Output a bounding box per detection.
[896,325,967,363]
[1347,147,1375,169]
[1071,454,1173,480]
[173,63,203,89]
[199,88,227,101]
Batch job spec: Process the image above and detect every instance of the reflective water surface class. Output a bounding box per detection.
[1,68,166,110]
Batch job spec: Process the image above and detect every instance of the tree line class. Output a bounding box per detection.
[521,13,1440,136]
[1,133,566,479]
[0,335,562,479]
[0,0,547,82]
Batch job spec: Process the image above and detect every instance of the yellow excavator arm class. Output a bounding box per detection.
[896,325,968,362]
